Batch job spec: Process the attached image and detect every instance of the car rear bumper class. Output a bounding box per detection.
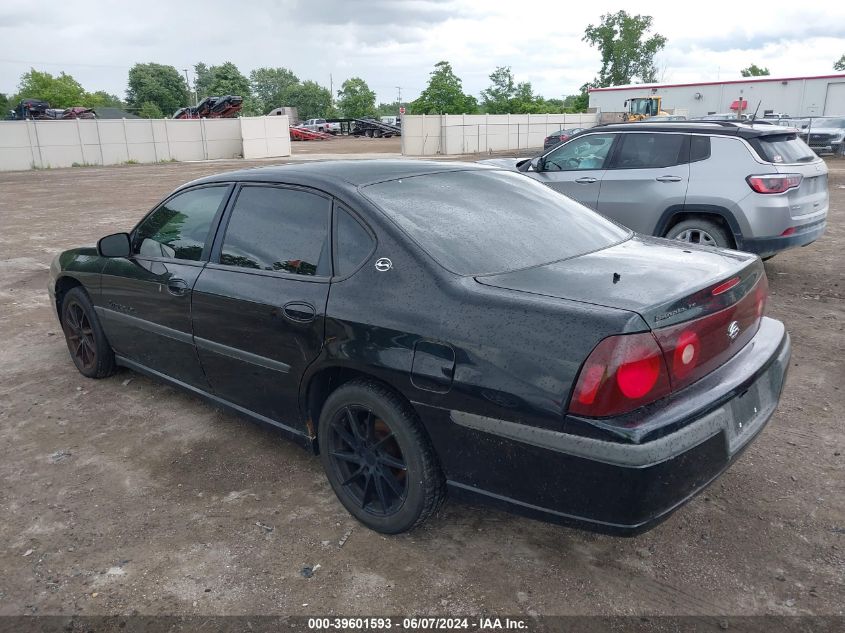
[741,218,826,258]
[422,317,790,535]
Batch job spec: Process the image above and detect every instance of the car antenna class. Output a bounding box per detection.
[749,99,762,125]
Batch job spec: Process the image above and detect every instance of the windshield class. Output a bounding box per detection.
[362,169,630,276]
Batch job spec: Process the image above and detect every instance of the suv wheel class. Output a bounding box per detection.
[666,218,731,249]
[318,380,445,534]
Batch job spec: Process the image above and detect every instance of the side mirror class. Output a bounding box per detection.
[97,232,131,258]
[529,156,543,172]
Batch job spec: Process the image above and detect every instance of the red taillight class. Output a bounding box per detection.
[747,173,802,194]
[570,273,768,419]
[712,276,740,296]
[781,227,796,236]
[570,332,671,417]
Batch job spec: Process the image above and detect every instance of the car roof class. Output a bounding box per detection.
[590,121,792,138]
[188,159,494,188]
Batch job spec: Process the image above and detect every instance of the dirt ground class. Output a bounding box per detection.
[0,153,842,620]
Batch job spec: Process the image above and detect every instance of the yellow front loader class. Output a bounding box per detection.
[623,96,669,121]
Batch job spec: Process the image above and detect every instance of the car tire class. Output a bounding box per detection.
[666,218,731,249]
[60,286,116,379]
[318,379,445,534]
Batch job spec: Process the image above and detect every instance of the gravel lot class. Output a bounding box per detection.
[0,155,842,619]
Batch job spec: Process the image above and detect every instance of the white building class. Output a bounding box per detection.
[588,74,845,118]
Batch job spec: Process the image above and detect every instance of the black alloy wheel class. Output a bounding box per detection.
[327,404,408,516]
[60,287,116,378]
[318,380,445,533]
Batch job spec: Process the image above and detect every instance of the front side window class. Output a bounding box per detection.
[543,134,615,171]
[613,133,686,169]
[132,186,228,261]
[219,186,330,276]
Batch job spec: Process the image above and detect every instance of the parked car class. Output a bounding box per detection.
[481,122,828,259]
[798,117,845,156]
[50,160,790,535]
[543,128,584,150]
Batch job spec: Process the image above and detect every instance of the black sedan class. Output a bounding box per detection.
[49,160,790,534]
[543,127,583,150]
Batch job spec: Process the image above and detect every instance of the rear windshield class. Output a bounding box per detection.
[751,133,816,163]
[362,169,629,276]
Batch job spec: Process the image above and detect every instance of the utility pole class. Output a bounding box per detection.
[396,86,402,111]
[183,68,196,108]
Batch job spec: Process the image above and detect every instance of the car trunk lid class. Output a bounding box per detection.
[475,235,762,329]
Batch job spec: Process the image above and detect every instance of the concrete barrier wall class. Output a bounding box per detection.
[241,116,292,159]
[401,113,600,156]
[0,117,290,171]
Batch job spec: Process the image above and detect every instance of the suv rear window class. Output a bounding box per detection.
[362,170,629,276]
[751,133,816,163]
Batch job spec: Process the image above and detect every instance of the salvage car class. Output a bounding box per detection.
[543,128,584,150]
[481,122,828,259]
[49,160,791,535]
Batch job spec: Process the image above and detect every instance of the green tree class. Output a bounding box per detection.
[0,93,9,114]
[15,69,86,108]
[285,80,332,119]
[479,66,557,114]
[194,62,212,100]
[583,11,667,86]
[126,63,189,117]
[409,61,478,115]
[337,77,376,118]
[82,91,124,109]
[249,67,300,112]
[741,64,770,77]
[206,62,251,97]
[376,101,406,116]
[834,54,845,71]
[563,87,590,113]
[137,101,164,119]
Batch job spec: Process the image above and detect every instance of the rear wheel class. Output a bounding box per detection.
[60,287,116,378]
[318,380,445,534]
[666,218,731,249]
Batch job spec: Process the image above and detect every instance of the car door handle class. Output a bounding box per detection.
[656,175,682,182]
[166,278,188,296]
[282,301,316,323]
[574,177,597,184]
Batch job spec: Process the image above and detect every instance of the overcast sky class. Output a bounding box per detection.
[2,0,844,105]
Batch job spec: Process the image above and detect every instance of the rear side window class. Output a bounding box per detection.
[751,133,816,163]
[133,186,228,261]
[219,186,330,276]
[690,136,711,162]
[363,170,629,276]
[335,206,374,276]
[613,133,686,169]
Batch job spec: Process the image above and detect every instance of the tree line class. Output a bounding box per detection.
[3,11,843,120]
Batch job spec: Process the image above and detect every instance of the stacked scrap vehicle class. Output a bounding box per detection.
[8,99,96,120]
[172,95,243,119]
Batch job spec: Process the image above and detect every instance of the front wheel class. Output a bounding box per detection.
[665,218,731,249]
[60,286,116,378]
[318,380,445,534]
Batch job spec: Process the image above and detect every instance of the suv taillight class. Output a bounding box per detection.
[569,275,768,419]
[747,173,802,194]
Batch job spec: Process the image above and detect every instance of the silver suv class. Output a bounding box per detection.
[481,122,828,259]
